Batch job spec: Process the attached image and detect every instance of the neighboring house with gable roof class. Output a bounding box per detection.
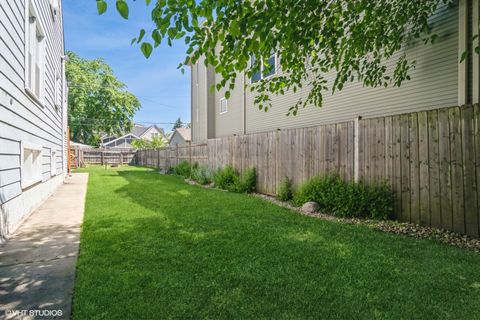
[169,128,191,146]
[101,124,166,149]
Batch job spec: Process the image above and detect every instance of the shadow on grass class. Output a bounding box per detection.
[73,167,480,319]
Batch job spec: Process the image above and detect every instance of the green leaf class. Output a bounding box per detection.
[152,30,162,47]
[116,0,129,19]
[225,91,231,99]
[141,42,153,59]
[130,37,137,45]
[145,0,151,5]
[460,50,468,63]
[137,29,146,43]
[96,0,107,15]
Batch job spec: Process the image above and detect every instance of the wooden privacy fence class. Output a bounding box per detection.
[70,147,136,168]
[137,104,480,237]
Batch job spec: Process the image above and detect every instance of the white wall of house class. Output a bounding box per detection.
[0,0,67,239]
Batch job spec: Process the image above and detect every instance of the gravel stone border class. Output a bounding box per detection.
[254,193,480,253]
[183,177,480,252]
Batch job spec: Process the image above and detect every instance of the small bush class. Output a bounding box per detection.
[277,177,294,201]
[214,166,257,193]
[173,161,197,177]
[235,168,257,193]
[192,166,214,185]
[214,166,239,191]
[293,175,392,220]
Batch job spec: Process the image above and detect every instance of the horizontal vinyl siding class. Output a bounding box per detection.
[191,57,209,142]
[244,3,459,133]
[0,0,65,204]
[214,73,244,137]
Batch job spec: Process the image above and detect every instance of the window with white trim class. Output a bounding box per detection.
[25,1,45,103]
[251,51,277,83]
[50,149,57,176]
[220,97,228,114]
[21,142,43,188]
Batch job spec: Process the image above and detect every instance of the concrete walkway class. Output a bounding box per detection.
[0,173,88,320]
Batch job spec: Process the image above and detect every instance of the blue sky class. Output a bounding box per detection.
[63,1,190,132]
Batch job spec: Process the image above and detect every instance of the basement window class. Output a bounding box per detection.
[25,1,45,104]
[21,141,43,189]
[220,97,228,114]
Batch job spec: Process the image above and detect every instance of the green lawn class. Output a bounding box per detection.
[73,166,480,319]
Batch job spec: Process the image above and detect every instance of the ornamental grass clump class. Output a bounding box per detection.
[192,166,214,185]
[277,177,294,201]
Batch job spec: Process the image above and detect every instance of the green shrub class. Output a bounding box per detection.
[214,166,239,191]
[173,161,197,177]
[192,166,214,185]
[293,175,392,220]
[277,177,294,201]
[214,166,257,193]
[236,168,257,193]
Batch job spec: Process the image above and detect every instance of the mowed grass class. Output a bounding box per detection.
[73,166,480,319]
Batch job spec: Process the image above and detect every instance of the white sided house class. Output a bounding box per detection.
[0,0,68,240]
[191,1,478,141]
[101,124,166,149]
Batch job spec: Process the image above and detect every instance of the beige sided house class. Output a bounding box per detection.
[190,1,478,141]
[169,127,191,146]
[0,0,68,239]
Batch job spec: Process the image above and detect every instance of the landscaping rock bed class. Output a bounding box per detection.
[255,193,480,253]
[184,176,480,252]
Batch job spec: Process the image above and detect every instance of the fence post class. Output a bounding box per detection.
[188,141,192,179]
[101,151,104,166]
[120,152,123,166]
[354,117,360,182]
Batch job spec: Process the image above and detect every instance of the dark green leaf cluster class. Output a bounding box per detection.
[293,175,393,220]
[173,161,196,177]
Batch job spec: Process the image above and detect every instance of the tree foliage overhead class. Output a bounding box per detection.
[66,51,141,145]
[98,0,454,115]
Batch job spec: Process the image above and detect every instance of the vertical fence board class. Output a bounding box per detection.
[438,108,453,230]
[428,110,442,228]
[418,111,430,226]
[475,105,480,237]
[400,115,411,222]
[449,107,465,234]
[409,113,420,224]
[392,116,403,220]
[461,105,478,237]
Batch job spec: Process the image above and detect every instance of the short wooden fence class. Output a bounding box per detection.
[70,148,136,168]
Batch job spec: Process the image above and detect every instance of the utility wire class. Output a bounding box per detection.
[68,83,188,110]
